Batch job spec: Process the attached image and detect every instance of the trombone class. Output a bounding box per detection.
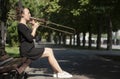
[30,17,76,35]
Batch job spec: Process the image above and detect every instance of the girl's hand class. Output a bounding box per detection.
[30,19,40,29]
[33,22,40,29]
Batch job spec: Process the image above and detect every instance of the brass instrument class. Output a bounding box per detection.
[30,17,75,35]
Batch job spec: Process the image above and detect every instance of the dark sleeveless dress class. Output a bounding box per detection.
[17,23,44,60]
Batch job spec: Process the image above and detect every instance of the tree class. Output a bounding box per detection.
[0,0,11,54]
[90,0,120,50]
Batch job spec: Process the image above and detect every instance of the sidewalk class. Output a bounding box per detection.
[26,47,120,79]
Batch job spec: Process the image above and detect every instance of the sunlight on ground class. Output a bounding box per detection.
[79,75,94,79]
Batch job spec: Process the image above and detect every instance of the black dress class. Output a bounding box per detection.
[17,23,44,60]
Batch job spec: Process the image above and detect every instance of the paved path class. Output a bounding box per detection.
[26,47,120,79]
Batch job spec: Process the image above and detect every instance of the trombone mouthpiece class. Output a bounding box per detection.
[30,17,45,22]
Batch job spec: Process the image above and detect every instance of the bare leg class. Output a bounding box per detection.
[41,48,63,73]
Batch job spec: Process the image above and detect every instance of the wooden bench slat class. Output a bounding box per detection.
[0,57,31,74]
[0,65,16,73]
[0,50,31,78]
[0,57,13,66]
[3,58,23,66]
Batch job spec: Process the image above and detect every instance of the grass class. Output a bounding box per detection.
[5,46,20,57]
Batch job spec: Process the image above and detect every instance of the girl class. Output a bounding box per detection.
[17,7,72,78]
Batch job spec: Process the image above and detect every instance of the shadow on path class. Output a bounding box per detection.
[29,48,120,79]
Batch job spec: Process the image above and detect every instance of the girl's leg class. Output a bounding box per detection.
[41,48,63,73]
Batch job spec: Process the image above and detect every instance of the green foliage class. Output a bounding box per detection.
[45,0,60,13]
[1,0,120,47]
[6,0,19,46]
[71,0,89,16]
[5,0,61,46]
[7,21,19,46]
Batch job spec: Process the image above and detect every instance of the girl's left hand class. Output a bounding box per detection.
[30,19,40,29]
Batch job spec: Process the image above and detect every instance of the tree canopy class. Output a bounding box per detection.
[0,0,120,49]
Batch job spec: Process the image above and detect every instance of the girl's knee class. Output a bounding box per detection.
[45,48,53,56]
[46,48,53,52]
[49,48,54,55]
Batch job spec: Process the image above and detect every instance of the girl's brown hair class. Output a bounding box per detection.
[15,2,24,21]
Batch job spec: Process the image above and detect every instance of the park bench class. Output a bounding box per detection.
[0,48,31,79]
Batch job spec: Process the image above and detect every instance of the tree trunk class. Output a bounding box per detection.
[62,34,66,45]
[107,17,112,50]
[82,32,86,47]
[46,31,52,42]
[58,33,62,45]
[69,35,72,46]
[73,34,76,46]
[0,0,9,55]
[54,32,58,44]
[0,21,6,55]
[0,24,2,46]
[76,32,80,46]
[88,26,92,48]
[1,22,6,48]
[96,17,102,49]
[96,29,101,49]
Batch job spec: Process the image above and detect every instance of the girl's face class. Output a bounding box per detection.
[22,8,31,21]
